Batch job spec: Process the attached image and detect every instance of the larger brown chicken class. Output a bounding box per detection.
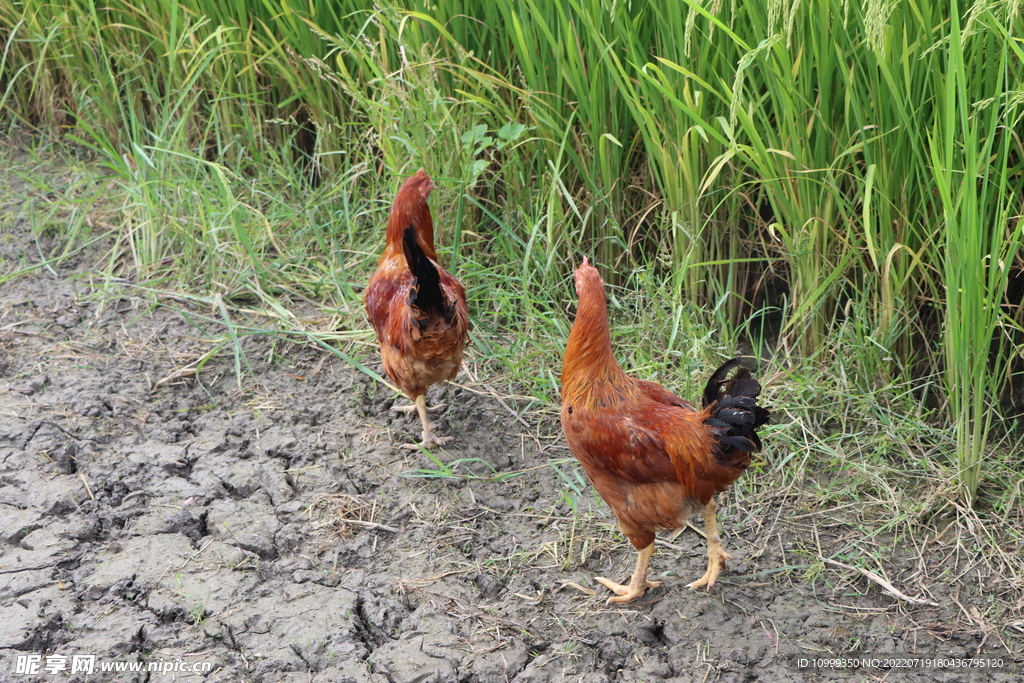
[560,258,769,604]
[365,169,469,449]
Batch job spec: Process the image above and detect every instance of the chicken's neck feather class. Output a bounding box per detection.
[562,280,630,389]
[386,192,437,262]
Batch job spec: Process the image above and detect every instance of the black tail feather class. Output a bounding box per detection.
[402,225,446,317]
[702,358,743,408]
[703,359,770,464]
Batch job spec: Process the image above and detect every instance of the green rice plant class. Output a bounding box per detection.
[622,1,933,366]
[597,1,743,308]
[485,0,638,273]
[929,3,1023,504]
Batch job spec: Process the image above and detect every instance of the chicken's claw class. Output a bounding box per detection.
[400,433,454,451]
[595,575,662,604]
[596,542,660,604]
[687,545,731,590]
[392,402,447,415]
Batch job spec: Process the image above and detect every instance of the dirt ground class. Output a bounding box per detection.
[2,148,1022,682]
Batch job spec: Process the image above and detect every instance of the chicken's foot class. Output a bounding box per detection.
[391,401,447,415]
[688,498,731,590]
[400,394,453,450]
[596,542,661,604]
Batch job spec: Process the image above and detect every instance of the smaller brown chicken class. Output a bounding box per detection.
[560,258,769,603]
[364,169,469,449]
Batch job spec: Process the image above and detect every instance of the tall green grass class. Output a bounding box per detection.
[1,0,1022,503]
[930,2,1023,503]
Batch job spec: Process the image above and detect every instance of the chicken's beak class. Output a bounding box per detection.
[581,256,590,268]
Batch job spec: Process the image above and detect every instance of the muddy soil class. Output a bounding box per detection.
[1,149,1022,682]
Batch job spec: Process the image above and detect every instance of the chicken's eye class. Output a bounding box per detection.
[567,406,574,414]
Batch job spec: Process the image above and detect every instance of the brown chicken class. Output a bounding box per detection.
[560,258,769,604]
[365,169,469,449]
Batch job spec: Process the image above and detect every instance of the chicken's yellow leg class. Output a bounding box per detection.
[688,498,731,590]
[596,542,662,604]
[400,394,453,450]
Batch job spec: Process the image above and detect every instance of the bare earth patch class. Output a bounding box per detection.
[1,146,1021,682]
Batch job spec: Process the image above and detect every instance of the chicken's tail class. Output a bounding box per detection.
[402,224,449,320]
[702,359,770,464]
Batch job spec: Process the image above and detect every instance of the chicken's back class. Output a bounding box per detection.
[365,255,467,398]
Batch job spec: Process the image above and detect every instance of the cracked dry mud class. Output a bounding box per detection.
[1,153,1021,682]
